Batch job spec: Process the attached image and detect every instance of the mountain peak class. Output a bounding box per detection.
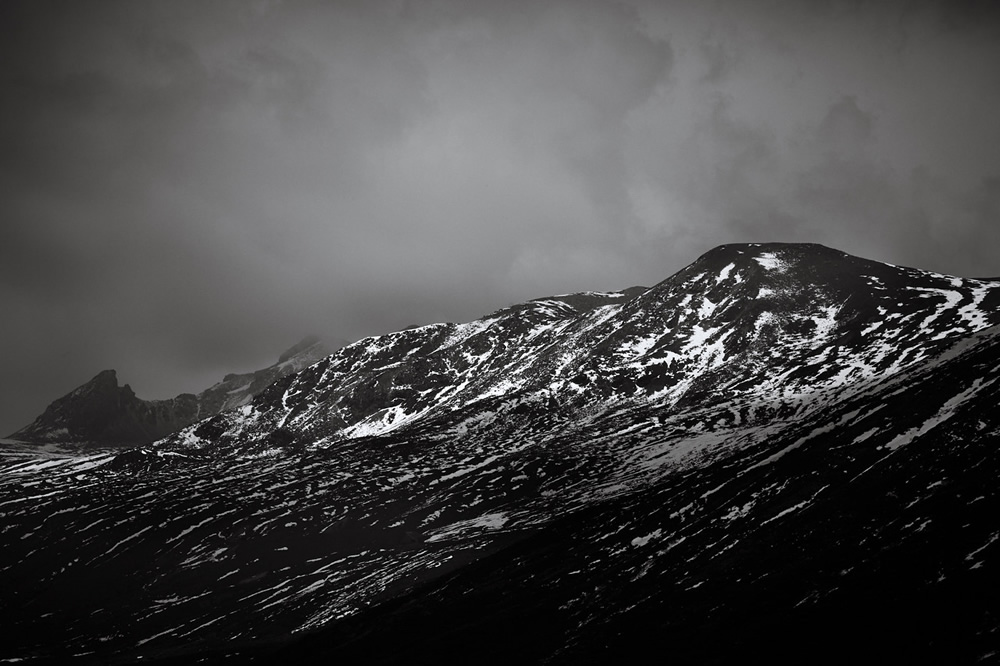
[9,368,140,443]
[690,242,856,274]
[64,368,119,399]
[9,336,342,446]
[176,243,1000,454]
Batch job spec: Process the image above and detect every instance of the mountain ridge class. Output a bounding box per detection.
[2,242,999,663]
[8,335,342,447]
[161,242,1000,456]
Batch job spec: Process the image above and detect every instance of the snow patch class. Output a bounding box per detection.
[425,512,510,542]
[631,529,662,547]
[811,304,841,339]
[754,253,787,272]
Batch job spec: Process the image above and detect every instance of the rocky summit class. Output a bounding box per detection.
[2,243,1000,664]
[7,336,337,448]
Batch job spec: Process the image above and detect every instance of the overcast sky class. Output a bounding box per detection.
[2,0,1000,435]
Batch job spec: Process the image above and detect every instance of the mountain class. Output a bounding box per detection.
[2,243,999,664]
[7,335,339,447]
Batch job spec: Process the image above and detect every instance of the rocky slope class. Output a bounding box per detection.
[2,243,999,664]
[7,336,338,447]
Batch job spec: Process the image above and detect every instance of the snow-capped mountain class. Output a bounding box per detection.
[2,243,999,664]
[163,243,998,456]
[7,335,339,448]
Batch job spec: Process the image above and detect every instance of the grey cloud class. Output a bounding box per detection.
[0,0,672,434]
[894,170,1000,276]
[816,95,874,154]
[698,35,738,84]
[2,0,999,436]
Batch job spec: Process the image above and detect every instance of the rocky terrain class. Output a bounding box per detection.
[7,336,338,448]
[2,243,999,664]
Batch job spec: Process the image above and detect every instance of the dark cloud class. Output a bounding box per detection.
[816,95,874,151]
[699,36,738,84]
[2,0,999,435]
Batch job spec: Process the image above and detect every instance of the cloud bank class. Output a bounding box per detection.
[2,0,999,434]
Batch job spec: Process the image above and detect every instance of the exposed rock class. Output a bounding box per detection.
[8,336,340,446]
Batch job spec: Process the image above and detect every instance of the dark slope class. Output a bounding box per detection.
[1,243,999,664]
[275,324,1000,665]
[7,336,338,447]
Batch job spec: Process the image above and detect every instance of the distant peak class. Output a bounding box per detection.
[278,336,323,364]
[85,369,120,389]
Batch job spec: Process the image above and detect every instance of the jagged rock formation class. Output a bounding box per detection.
[2,243,1000,664]
[7,336,338,446]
